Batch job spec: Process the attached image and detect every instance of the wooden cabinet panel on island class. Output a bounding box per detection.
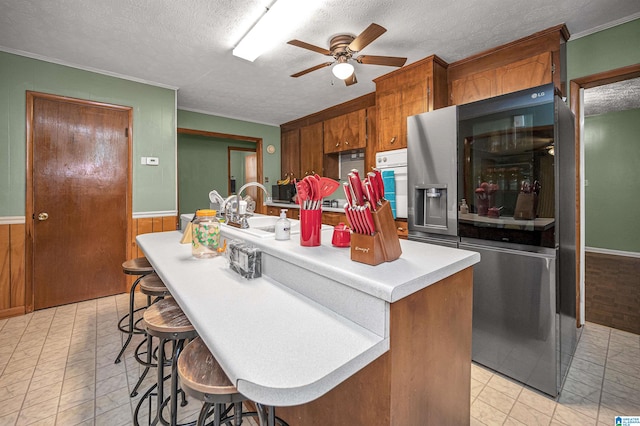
[323,110,366,154]
[281,129,300,180]
[374,55,449,151]
[450,52,552,105]
[300,122,323,177]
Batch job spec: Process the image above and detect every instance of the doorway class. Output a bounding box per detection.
[177,128,263,217]
[26,92,132,311]
[570,64,640,332]
[228,147,258,199]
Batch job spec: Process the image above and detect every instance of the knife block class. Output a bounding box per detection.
[350,200,402,266]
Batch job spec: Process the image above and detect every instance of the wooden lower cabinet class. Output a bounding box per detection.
[321,212,346,226]
[276,267,473,425]
[395,219,408,239]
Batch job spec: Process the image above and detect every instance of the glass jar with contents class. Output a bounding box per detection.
[192,209,220,259]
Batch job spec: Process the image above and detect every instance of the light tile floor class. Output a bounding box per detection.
[0,293,638,425]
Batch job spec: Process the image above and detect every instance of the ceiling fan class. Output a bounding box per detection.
[288,23,407,86]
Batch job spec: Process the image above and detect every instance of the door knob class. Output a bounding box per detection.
[38,212,49,221]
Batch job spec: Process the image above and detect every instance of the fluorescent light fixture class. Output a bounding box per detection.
[332,61,354,80]
[233,0,321,62]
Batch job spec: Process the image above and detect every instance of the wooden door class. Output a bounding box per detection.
[28,92,131,310]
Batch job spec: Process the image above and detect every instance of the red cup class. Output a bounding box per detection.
[300,209,322,246]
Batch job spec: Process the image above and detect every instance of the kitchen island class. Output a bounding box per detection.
[137,223,479,425]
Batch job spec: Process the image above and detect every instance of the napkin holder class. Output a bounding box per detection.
[350,200,402,266]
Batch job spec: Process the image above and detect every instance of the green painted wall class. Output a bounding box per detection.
[583,109,640,252]
[177,109,281,189]
[567,18,640,252]
[567,19,640,82]
[0,51,177,216]
[177,132,255,217]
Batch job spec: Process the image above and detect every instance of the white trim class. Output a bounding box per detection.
[0,216,26,225]
[133,211,178,219]
[178,106,279,127]
[570,13,640,40]
[585,246,640,259]
[0,46,179,90]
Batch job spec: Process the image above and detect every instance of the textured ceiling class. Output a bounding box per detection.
[1,0,639,125]
[584,77,640,116]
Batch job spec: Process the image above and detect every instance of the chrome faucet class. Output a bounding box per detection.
[223,182,271,228]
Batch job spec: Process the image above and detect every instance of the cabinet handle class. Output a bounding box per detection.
[345,140,349,146]
[335,142,340,147]
[390,136,396,144]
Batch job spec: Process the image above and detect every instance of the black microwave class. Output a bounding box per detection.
[271,184,296,203]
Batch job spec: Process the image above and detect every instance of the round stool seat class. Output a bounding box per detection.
[122,257,154,276]
[143,297,196,336]
[139,273,171,298]
[177,338,289,426]
[178,337,240,398]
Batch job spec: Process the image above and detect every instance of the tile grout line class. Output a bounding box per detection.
[54,303,78,425]
[14,310,49,424]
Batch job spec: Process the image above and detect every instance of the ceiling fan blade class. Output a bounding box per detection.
[344,72,357,86]
[356,55,407,67]
[287,40,332,56]
[291,62,333,78]
[348,23,386,52]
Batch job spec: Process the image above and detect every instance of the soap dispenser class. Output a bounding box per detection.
[275,209,291,241]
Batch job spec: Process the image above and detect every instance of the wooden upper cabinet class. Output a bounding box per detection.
[450,68,497,106]
[281,129,300,180]
[497,52,552,95]
[448,25,569,105]
[300,121,323,177]
[450,52,552,105]
[374,55,448,151]
[324,109,366,154]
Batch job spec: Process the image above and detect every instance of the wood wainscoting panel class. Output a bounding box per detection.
[585,251,640,335]
[127,216,178,289]
[10,224,26,308]
[0,225,10,310]
[0,224,27,319]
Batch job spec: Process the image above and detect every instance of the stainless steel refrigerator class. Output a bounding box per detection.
[407,84,577,397]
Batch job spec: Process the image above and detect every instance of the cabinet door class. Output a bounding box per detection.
[323,114,347,154]
[281,129,300,180]
[496,52,552,96]
[450,68,498,105]
[376,88,403,151]
[324,110,366,153]
[342,109,366,151]
[322,212,347,226]
[300,122,323,177]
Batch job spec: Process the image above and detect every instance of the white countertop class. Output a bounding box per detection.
[218,221,480,303]
[137,231,388,407]
[137,223,479,406]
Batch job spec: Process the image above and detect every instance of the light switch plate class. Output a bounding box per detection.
[146,157,159,166]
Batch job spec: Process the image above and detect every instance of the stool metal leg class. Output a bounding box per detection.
[115,275,146,364]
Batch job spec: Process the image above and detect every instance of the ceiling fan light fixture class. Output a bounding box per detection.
[332,61,354,80]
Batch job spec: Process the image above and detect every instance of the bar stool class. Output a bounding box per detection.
[130,273,172,397]
[115,257,154,364]
[177,337,288,426]
[134,297,198,426]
